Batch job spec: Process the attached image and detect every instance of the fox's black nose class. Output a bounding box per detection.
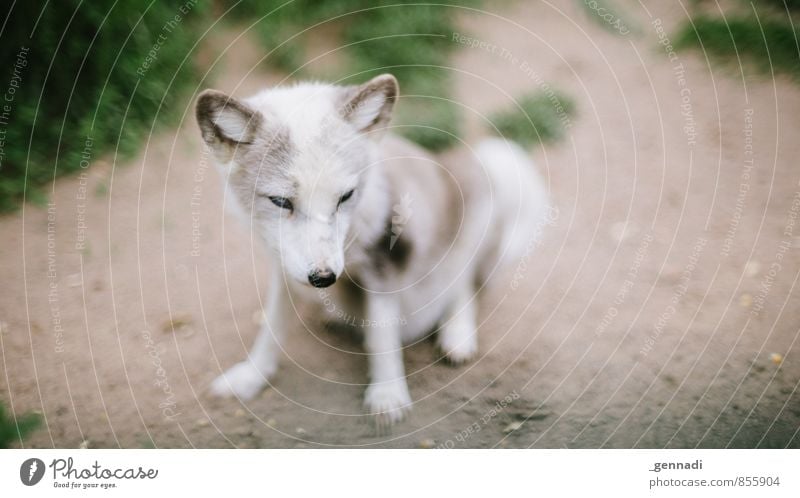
[308,269,337,288]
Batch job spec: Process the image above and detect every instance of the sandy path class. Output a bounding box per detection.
[1,0,798,448]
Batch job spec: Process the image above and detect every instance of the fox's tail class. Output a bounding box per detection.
[473,137,552,283]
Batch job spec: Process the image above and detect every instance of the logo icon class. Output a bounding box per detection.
[390,193,413,250]
[20,458,45,486]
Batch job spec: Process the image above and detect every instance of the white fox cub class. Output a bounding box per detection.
[195,73,550,425]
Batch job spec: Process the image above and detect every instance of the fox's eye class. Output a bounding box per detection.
[268,196,293,211]
[338,189,355,206]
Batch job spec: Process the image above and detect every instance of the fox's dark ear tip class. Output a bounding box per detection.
[374,73,397,83]
[195,90,236,132]
[372,74,398,96]
[197,88,225,100]
[196,89,222,114]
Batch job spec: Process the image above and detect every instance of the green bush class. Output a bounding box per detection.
[0,0,209,211]
[0,0,487,211]
[222,0,478,151]
[490,91,577,146]
[0,402,40,448]
[764,0,800,11]
[675,15,800,79]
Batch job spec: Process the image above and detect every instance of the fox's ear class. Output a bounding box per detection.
[195,89,263,158]
[340,74,398,136]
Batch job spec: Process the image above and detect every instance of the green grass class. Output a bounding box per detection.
[576,0,638,36]
[0,402,40,448]
[5,0,576,212]
[0,1,210,212]
[222,0,479,151]
[489,91,577,146]
[675,15,800,79]
[764,0,800,11]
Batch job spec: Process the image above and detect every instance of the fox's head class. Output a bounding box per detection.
[195,74,398,288]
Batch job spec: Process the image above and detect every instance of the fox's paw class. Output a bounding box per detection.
[438,326,478,365]
[364,379,412,428]
[209,361,271,400]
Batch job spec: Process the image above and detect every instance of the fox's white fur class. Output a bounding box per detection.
[195,74,550,425]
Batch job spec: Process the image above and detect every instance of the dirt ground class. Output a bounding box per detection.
[2,0,799,448]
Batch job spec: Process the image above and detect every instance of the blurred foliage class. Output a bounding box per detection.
[0,1,209,211]
[0,402,41,448]
[763,0,800,11]
[576,0,638,36]
[0,0,495,211]
[489,91,577,146]
[221,0,480,151]
[675,11,800,79]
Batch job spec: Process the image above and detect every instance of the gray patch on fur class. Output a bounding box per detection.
[195,88,296,214]
[369,212,413,274]
[227,126,295,213]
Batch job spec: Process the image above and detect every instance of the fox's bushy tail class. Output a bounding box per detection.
[473,137,552,284]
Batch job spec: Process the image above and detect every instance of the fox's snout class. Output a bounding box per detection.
[308,268,337,288]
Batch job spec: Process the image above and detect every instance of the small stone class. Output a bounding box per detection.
[79,440,90,449]
[739,293,753,308]
[770,353,783,365]
[162,314,193,334]
[195,418,209,427]
[503,421,524,434]
[744,261,761,277]
[234,409,246,418]
[266,418,277,427]
[295,427,306,435]
[418,438,436,449]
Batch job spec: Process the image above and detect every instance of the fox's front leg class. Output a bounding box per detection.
[210,270,288,400]
[362,294,412,425]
